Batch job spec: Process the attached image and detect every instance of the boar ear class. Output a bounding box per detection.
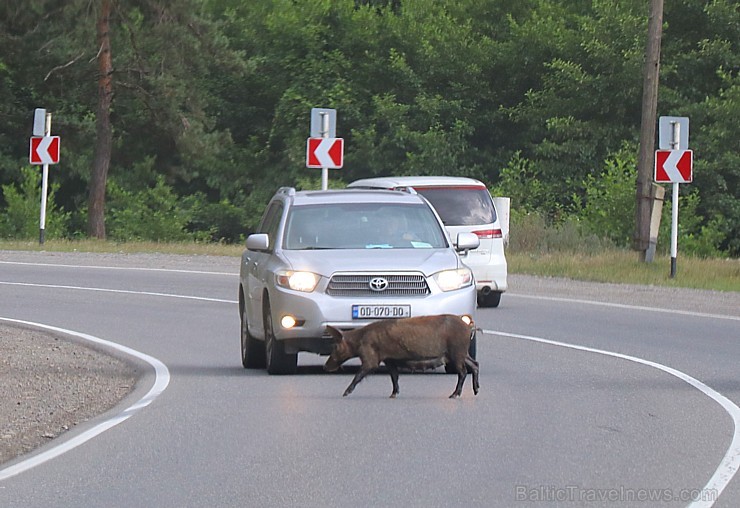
[325,325,344,343]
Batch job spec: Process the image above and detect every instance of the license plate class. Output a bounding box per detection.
[352,304,411,319]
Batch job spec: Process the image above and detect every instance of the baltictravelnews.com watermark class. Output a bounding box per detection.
[515,484,718,504]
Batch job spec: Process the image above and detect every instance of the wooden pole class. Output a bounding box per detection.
[634,0,664,261]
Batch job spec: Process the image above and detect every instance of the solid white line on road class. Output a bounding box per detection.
[0,317,170,482]
[508,293,740,322]
[485,328,740,508]
[0,281,237,304]
[0,260,235,276]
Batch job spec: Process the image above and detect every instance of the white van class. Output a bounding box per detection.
[348,176,508,307]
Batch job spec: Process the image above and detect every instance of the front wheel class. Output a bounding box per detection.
[241,306,265,369]
[264,301,298,375]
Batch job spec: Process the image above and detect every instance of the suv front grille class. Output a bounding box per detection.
[327,274,430,297]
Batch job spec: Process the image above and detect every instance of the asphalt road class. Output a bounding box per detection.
[0,251,738,508]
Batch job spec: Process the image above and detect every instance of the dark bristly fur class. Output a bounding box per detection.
[323,314,480,398]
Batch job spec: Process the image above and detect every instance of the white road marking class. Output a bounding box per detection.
[0,281,236,304]
[0,318,170,481]
[508,293,740,322]
[0,260,235,276]
[485,329,740,508]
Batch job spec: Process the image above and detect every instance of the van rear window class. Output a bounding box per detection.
[414,186,496,226]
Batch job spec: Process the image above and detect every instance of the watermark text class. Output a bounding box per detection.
[515,484,718,504]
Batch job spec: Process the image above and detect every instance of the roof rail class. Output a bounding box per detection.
[276,187,296,197]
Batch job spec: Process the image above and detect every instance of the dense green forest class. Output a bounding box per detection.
[0,0,738,256]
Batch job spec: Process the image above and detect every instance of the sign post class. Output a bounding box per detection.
[656,116,691,278]
[29,109,60,245]
[309,108,338,190]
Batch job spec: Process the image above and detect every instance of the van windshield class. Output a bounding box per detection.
[283,202,449,250]
[414,186,496,226]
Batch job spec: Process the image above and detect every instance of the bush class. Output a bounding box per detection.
[0,167,69,239]
[657,190,726,258]
[490,152,560,217]
[578,145,636,248]
[106,177,192,242]
[183,193,246,243]
[508,211,612,255]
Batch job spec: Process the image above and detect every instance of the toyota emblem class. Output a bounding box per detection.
[369,277,389,292]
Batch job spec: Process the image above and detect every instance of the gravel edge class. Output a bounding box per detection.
[0,322,140,466]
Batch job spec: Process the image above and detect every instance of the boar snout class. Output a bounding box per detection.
[323,356,342,372]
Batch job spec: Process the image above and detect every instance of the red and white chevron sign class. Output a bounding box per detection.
[655,150,692,183]
[306,137,343,168]
[29,136,60,165]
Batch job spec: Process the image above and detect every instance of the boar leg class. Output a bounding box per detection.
[465,356,480,395]
[343,363,377,396]
[385,360,400,398]
[450,363,468,398]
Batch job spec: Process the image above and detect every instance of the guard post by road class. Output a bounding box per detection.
[307,108,343,190]
[655,116,693,278]
[29,108,61,245]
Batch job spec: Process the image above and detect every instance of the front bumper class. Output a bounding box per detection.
[267,283,477,355]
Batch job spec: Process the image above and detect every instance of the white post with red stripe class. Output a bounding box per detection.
[321,112,330,191]
[669,121,680,278]
[656,116,692,278]
[30,108,62,245]
[34,110,52,245]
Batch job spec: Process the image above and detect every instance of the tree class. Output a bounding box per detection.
[0,0,737,252]
[88,0,113,238]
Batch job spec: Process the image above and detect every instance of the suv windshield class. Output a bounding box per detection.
[283,202,448,250]
[414,187,496,226]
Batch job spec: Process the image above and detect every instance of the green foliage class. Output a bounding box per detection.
[0,167,69,239]
[508,211,613,256]
[489,152,561,218]
[578,144,637,247]
[0,0,737,256]
[294,175,345,191]
[106,177,193,242]
[657,190,726,258]
[181,193,247,243]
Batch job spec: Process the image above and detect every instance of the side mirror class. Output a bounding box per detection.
[245,233,269,251]
[454,232,479,253]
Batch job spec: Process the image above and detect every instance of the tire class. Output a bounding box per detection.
[264,301,298,375]
[477,290,502,308]
[241,305,265,369]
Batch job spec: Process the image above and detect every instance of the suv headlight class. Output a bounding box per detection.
[433,268,473,292]
[276,271,320,292]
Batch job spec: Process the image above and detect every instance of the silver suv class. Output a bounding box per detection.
[238,187,479,374]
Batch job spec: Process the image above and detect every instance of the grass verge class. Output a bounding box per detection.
[508,250,740,292]
[0,239,243,257]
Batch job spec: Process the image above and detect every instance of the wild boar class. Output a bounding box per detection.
[323,314,480,398]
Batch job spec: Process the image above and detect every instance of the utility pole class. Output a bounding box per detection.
[634,0,664,261]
